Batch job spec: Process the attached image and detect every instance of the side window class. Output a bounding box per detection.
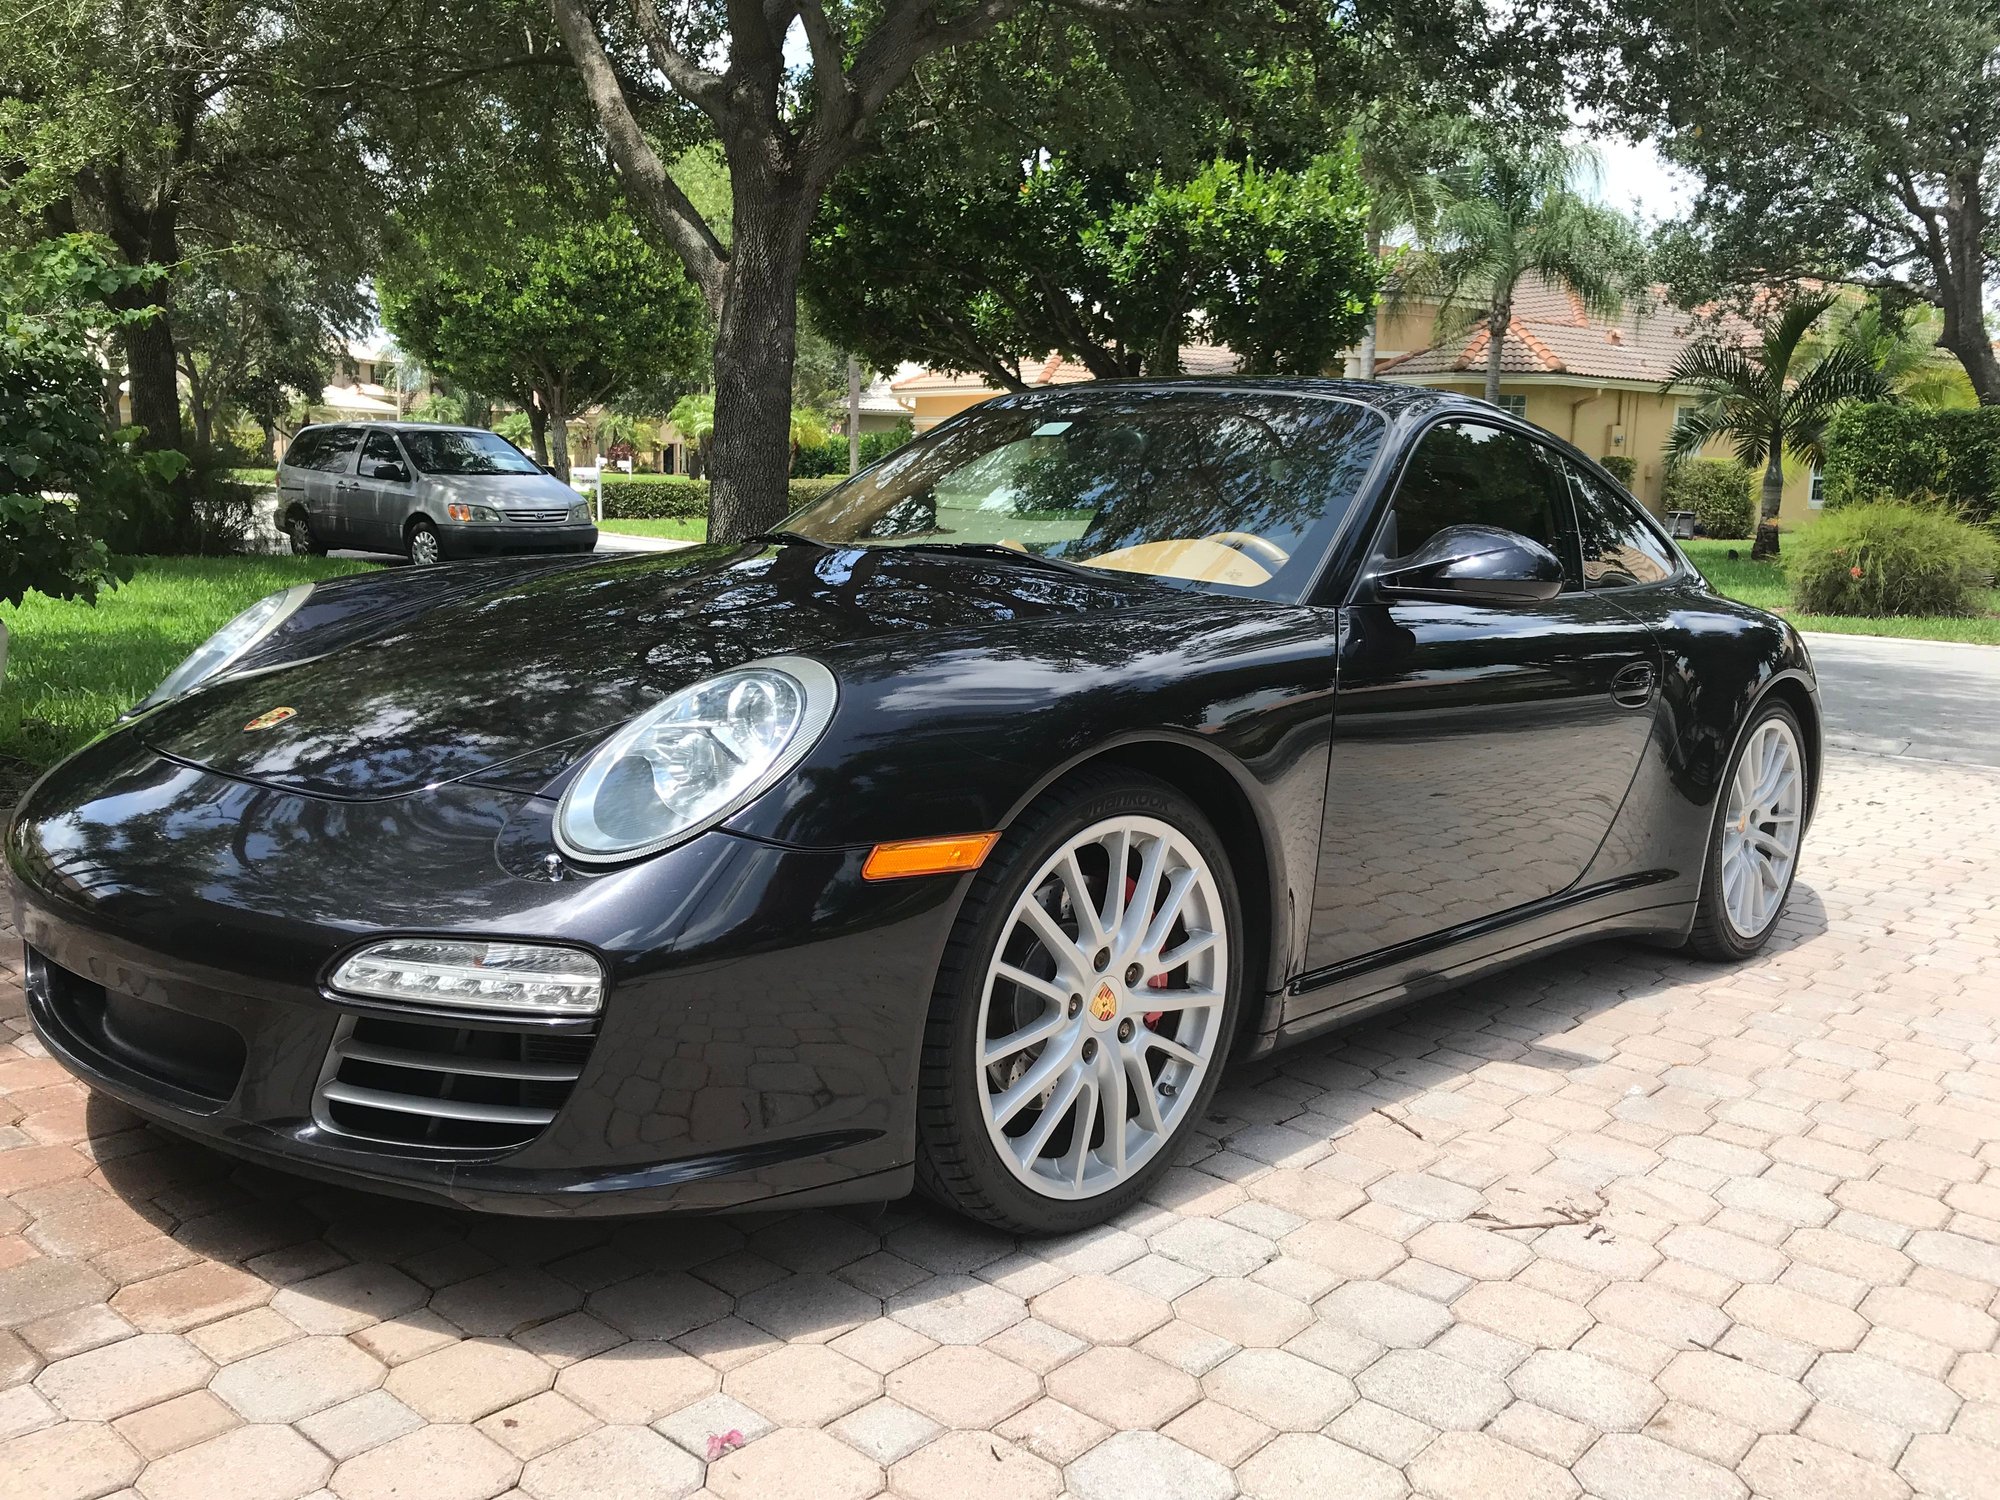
[1391,421,1580,584]
[1564,459,1680,589]
[281,430,326,469]
[361,430,402,471]
[317,427,361,473]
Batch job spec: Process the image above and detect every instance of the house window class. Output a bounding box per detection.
[1495,394,1528,420]
[1809,468,1825,509]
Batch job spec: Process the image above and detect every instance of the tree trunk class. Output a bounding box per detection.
[1934,166,2000,405]
[1483,306,1508,406]
[847,355,861,476]
[708,197,809,543]
[526,397,550,468]
[546,383,571,481]
[117,295,184,454]
[1358,227,1382,379]
[1752,449,1785,560]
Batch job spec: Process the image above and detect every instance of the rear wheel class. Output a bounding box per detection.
[407,519,443,567]
[916,770,1242,1233]
[1687,702,1807,960]
[285,511,324,556]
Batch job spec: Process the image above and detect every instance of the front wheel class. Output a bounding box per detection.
[916,771,1243,1233]
[1687,702,1808,960]
[407,520,443,567]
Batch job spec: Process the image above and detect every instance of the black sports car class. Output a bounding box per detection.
[8,381,1819,1233]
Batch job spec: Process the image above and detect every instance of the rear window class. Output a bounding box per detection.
[283,428,359,472]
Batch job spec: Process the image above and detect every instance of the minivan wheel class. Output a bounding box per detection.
[915,769,1242,1234]
[407,520,443,567]
[285,513,324,556]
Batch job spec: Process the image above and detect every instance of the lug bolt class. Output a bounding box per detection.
[1117,1018,1134,1042]
[1081,1038,1098,1062]
[1068,994,1083,1017]
[1125,963,1143,986]
[1094,948,1110,972]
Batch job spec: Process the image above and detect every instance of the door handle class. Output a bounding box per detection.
[1610,660,1656,709]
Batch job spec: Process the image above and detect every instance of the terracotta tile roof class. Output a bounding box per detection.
[1380,277,1719,385]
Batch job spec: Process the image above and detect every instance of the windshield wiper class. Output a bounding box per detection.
[891,540,1107,581]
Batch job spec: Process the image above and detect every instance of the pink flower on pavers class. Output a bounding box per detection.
[705,1430,746,1461]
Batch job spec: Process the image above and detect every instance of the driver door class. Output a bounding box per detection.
[1302,420,1661,979]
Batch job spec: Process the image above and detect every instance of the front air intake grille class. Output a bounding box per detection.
[506,508,572,524]
[315,1013,593,1150]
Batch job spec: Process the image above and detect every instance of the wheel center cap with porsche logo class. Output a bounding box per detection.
[242,706,297,732]
[1089,981,1119,1023]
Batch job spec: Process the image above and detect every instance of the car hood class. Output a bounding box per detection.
[137,541,1170,800]
[421,471,579,506]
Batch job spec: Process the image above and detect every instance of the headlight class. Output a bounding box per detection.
[568,501,591,523]
[446,502,502,522]
[556,656,837,862]
[330,938,602,1016]
[134,584,312,712]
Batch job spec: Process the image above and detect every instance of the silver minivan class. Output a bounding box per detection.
[277,423,598,564]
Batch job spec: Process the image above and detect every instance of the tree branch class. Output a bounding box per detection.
[547,0,728,308]
[794,0,856,122]
[626,0,730,113]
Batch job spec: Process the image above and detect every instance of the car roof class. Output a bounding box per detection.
[294,421,498,434]
[978,376,1496,417]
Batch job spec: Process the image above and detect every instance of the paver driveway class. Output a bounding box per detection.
[3,749,1997,1500]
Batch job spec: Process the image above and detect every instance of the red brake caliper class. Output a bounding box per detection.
[1124,876,1170,1025]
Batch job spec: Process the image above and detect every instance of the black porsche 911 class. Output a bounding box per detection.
[8,381,1818,1233]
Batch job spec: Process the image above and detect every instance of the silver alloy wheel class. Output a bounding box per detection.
[976,813,1228,1200]
[1720,715,1805,938]
[409,528,441,566]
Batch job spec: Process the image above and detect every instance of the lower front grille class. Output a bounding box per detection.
[315,1013,593,1150]
[28,947,247,1102]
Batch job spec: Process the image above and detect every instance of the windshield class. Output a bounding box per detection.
[786,391,1386,600]
[399,429,543,476]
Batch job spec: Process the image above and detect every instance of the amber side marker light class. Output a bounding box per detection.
[862,832,1001,881]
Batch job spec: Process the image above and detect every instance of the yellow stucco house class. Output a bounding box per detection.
[888,282,1822,529]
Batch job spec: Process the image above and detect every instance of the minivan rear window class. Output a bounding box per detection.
[400,430,542,476]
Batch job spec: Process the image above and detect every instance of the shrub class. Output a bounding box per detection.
[1823,403,2000,521]
[1664,458,1756,539]
[791,420,914,477]
[1599,455,1636,487]
[600,474,848,524]
[600,475,708,520]
[1790,503,1999,617]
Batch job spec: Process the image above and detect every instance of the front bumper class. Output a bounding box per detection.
[7,742,960,1215]
[442,521,598,557]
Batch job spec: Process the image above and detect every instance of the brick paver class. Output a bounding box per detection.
[4,750,1998,1498]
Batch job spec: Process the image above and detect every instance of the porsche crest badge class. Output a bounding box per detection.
[1090,981,1119,1023]
[243,706,297,732]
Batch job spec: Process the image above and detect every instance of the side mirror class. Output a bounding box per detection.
[1374,524,1564,604]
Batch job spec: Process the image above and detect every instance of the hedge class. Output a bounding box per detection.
[1663,458,1756,539]
[1822,403,2000,521]
[600,474,848,522]
[1790,503,1999,617]
[1598,455,1637,487]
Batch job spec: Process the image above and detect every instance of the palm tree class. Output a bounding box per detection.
[1415,139,1641,404]
[1831,302,1977,410]
[1349,107,1465,379]
[668,392,715,476]
[1664,291,1889,560]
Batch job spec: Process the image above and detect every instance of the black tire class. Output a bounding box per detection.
[285,511,324,556]
[914,769,1244,1234]
[1686,700,1806,961]
[407,519,443,566]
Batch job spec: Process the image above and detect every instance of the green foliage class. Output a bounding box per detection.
[409,391,474,426]
[1599,455,1637,485]
[1822,404,2000,522]
[1664,459,1757,538]
[791,421,916,478]
[492,413,535,448]
[379,211,707,477]
[1790,503,2000,617]
[600,474,846,521]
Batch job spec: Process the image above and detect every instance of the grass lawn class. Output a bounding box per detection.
[1,555,372,776]
[1681,538,2000,646]
[599,517,707,542]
